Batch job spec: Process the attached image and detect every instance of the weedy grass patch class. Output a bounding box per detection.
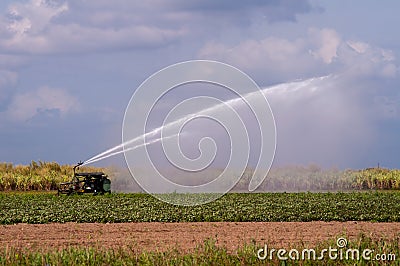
[0,235,398,266]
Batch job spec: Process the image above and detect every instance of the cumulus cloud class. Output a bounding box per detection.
[6,0,68,35]
[198,29,325,82]
[0,0,185,54]
[5,86,80,122]
[309,27,341,64]
[0,0,320,55]
[341,40,398,78]
[199,38,302,72]
[198,27,398,83]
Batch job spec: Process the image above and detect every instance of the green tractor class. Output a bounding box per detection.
[58,161,111,195]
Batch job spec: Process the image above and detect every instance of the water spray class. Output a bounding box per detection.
[83,133,180,165]
[83,75,327,167]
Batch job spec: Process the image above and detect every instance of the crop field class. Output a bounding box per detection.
[1,192,400,224]
[1,162,400,265]
[1,192,400,265]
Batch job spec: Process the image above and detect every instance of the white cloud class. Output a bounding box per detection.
[6,0,68,35]
[0,0,319,55]
[7,17,32,36]
[6,86,80,121]
[0,0,185,54]
[340,40,397,78]
[198,28,335,82]
[309,27,341,63]
[200,37,307,70]
[3,23,185,54]
[198,27,398,82]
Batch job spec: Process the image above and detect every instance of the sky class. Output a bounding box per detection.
[0,0,399,170]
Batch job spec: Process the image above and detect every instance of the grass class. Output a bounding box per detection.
[0,235,398,265]
[0,192,399,224]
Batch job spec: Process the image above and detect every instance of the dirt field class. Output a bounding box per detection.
[1,222,399,252]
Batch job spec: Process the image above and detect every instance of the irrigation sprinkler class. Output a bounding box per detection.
[58,161,111,196]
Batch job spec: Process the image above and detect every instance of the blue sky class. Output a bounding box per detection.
[0,0,399,169]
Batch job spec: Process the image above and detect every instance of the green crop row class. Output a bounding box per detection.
[0,235,398,265]
[0,192,399,224]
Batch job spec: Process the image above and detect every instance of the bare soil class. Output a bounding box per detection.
[1,222,399,252]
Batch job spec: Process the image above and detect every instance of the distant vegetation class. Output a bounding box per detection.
[253,165,400,191]
[351,167,400,190]
[0,161,110,191]
[0,161,399,191]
